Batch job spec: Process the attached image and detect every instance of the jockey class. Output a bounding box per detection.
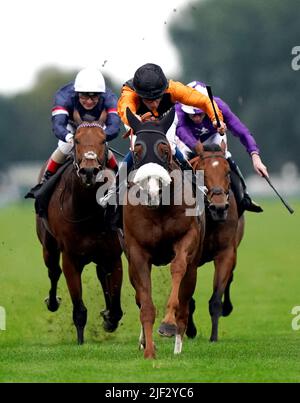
[99,63,226,211]
[175,81,268,213]
[41,67,120,182]
[117,63,226,172]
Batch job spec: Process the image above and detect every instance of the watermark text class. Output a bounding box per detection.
[0,306,6,331]
[291,306,300,330]
[291,46,300,71]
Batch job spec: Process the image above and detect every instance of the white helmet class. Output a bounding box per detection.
[74,67,106,93]
[181,82,209,114]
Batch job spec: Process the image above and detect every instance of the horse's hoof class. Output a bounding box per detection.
[186,323,197,339]
[158,322,177,337]
[44,296,61,312]
[143,342,156,359]
[222,302,233,317]
[100,310,119,333]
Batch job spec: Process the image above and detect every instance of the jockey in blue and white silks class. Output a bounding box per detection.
[42,67,121,181]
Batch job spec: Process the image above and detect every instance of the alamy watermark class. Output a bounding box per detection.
[0,306,6,331]
[96,165,206,216]
[291,306,300,330]
[291,46,300,71]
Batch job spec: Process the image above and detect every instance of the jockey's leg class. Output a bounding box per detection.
[101,152,133,231]
[107,150,119,175]
[41,140,73,183]
[100,151,133,207]
[227,157,263,213]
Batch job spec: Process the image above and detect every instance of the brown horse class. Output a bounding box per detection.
[123,108,205,359]
[36,116,123,344]
[187,141,245,342]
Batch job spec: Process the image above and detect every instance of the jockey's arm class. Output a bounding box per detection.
[103,90,121,141]
[117,85,140,126]
[168,80,226,133]
[175,106,199,152]
[218,98,269,178]
[51,85,74,142]
[51,106,70,141]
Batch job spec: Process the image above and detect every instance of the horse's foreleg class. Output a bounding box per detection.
[210,248,236,342]
[186,297,197,339]
[222,273,234,317]
[174,263,198,354]
[159,230,197,338]
[96,257,123,333]
[158,258,187,337]
[42,234,62,312]
[62,253,86,345]
[128,249,155,359]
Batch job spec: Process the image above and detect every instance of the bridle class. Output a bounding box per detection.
[72,122,108,176]
[192,153,230,206]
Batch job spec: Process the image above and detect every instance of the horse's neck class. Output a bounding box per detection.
[67,172,100,212]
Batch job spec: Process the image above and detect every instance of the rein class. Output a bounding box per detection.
[59,122,107,223]
[72,123,108,176]
[190,154,229,205]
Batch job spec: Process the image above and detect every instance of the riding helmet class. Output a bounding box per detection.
[74,67,106,93]
[133,63,168,99]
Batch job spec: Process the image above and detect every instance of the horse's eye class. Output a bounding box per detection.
[75,139,79,145]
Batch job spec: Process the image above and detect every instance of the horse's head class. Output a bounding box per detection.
[193,141,230,221]
[73,115,107,187]
[126,107,174,206]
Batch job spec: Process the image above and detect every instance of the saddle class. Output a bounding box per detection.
[24,160,73,218]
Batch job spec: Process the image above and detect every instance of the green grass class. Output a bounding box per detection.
[0,200,300,382]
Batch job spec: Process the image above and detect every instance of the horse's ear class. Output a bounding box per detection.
[159,107,175,134]
[220,139,226,154]
[73,109,82,126]
[126,107,142,133]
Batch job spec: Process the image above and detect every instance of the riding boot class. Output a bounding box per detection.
[227,157,263,213]
[24,169,55,199]
[101,161,129,231]
[41,169,54,183]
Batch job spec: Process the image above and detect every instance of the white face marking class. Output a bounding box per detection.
[84,151,97,160]
[212,161,219,168]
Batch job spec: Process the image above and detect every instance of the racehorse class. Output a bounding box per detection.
[36,113,123,344]
[187,141,245,342]
[123,107,205,359]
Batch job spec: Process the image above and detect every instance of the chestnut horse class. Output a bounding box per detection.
[187,141,245,342]
[123,108,205,359]
[36,116,123,344]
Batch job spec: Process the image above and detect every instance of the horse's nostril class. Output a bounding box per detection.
[225,203,229,210]
[93,167,100,176]
[79,168,86,175]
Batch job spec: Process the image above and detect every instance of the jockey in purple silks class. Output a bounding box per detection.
[173,81,269,213]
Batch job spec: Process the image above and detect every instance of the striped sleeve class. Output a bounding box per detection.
[107,107,118,114]
[51,106,69,117]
